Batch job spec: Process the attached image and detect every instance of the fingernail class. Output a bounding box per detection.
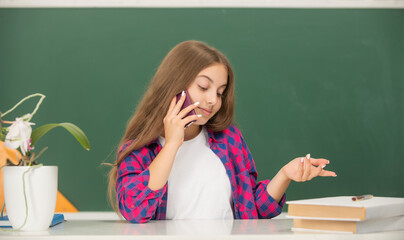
[333,174,337,177]
[194,102,200,106]
[197,114,202,117]
[328,160,330,164]
[306,154,310,160]
[321,165,326,169]
[300,158,304,163]
[181,91,185,97]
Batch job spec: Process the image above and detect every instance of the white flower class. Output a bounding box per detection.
[4,114,35,156]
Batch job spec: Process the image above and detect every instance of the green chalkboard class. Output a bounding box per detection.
[0,8,403,211]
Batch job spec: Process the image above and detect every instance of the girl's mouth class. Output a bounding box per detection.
[199,107,211,116]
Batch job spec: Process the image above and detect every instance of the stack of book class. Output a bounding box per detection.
[286,196,404,234]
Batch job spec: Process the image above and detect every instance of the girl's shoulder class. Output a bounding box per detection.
[117,139,160,169]
[118,138,159,155]
[118,140,134,153]
[226,123,243,136]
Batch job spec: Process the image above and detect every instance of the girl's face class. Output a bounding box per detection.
[187,63,228,125]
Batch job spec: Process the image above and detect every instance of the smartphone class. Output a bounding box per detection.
[176,90,197,129]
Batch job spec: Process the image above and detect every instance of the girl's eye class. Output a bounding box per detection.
[199,85,223,98]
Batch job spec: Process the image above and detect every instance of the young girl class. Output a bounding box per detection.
[107,40,336,223]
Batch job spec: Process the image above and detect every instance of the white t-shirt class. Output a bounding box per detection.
[158,127,233,220]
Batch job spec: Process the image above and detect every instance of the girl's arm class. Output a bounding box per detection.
[265,169,291,203]
[148,93,201,191]
[117,93,200,223]
[266,154,337,202]
[147,142,180,190]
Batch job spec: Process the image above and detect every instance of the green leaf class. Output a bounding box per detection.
[31,123,90,151]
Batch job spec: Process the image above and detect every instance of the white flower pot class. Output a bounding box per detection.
[3,166,58,231]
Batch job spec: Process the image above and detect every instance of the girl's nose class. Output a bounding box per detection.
[207,91,217,105]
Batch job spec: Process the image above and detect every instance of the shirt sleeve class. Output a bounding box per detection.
[254,179,286,218]
[116,145,167,223]
[238,130,286,219]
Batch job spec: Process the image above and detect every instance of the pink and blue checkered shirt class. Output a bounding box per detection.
[116,124,286,223]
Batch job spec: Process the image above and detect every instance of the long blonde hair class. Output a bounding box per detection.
[107,40,235,213]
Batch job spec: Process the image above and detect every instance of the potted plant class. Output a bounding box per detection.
[0,93,90,231]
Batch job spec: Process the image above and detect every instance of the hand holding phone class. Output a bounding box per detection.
[162,90,200,147]
[176,90,197,129]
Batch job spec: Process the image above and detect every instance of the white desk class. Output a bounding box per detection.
[1,212,404,239]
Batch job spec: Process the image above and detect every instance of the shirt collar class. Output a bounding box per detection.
[206,127,224,144]
[146,138,160,148]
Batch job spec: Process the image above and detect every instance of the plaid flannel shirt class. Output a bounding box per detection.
[116,124,286,223]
